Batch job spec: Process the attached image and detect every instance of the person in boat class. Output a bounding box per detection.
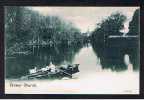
[46,65,50,71]
[60,61,71,69]
[41,65,50,72]
[49,62,56,73]
[29,67,37,74]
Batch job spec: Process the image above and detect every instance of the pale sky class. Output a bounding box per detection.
[30,7,139,33]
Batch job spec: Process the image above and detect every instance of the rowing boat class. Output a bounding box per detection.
[20,64,79,80]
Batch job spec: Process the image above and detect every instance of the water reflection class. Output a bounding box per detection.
[91,43,139,71]
[6,45,82,78]
[6,42,139,79]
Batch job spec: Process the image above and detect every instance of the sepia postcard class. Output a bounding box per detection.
[5,6,140,94]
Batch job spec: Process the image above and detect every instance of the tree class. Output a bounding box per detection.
[5,6,25,47]
[90,12,127,45]
[128,9,140,35]
[5,6,83,55]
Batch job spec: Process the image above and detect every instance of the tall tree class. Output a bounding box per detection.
[128,9,140,35]
[5,6,83,55]
[5,7,25,47]
[90,12,127,45]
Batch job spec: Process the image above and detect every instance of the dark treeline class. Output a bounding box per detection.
[90,9,139,71]
[5,7,140,78]
[128,9,139,35]
[126,9,139,69]
[5,6,84,78]
[90,12,127,46]
[5,6,84,56]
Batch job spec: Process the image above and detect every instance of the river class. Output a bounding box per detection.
[5,45,139,94]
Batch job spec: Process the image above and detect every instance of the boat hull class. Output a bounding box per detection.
[21,64,79,80]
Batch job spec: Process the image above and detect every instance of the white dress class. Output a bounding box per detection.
[49,63,56,72]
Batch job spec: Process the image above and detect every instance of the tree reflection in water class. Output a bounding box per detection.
[6,45,82,78]
[91,42,139,72]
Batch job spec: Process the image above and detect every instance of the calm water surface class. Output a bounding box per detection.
[6,45,139,78]
[5,45,139,94]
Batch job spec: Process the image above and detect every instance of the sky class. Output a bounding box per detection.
[31,7,139,33]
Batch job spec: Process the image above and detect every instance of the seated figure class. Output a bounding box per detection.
[29,67,37,74]
[49,62,56,73]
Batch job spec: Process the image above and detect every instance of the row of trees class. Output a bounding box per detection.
[90,12,127,45]
[5,7,139,57]
[5,6,84,55]
[90,9,139,70]
[128,9,139,35]
[90,9,139,46]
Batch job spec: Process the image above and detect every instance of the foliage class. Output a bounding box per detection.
[90,12,127,45]
[128,9,140,35]
[5,6,83,55]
